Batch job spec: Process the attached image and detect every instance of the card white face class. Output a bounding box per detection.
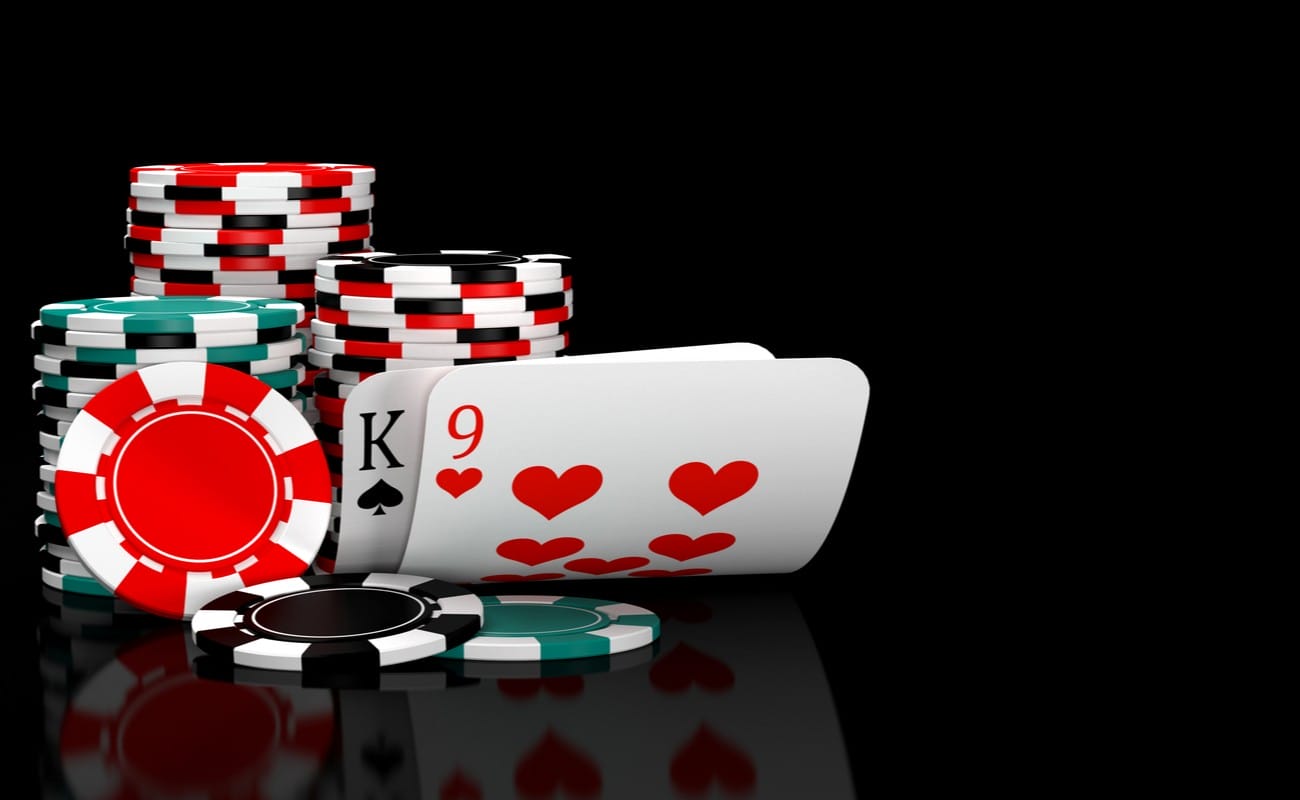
[399,358,868,583]
[334,343,776,572]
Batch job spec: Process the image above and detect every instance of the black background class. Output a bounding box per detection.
[7,104,948,792]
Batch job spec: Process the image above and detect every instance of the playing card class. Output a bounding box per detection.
[337,367,460,573]
[399,357,868,583]
[335,343,776,573]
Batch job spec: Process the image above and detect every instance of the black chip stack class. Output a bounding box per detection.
[306,250,574,573]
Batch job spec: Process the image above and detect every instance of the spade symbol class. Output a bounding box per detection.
[362,733,404,782]
[358,479,404,516]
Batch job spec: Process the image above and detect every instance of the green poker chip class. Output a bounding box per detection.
[40,566,114,598]
[38,331,307,364]
[435,595,660,662]
[40,296,305,334]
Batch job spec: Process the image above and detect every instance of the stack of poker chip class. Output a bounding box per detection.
[32,295,310,597]
[307,251,574,572]
[123,162,377,416]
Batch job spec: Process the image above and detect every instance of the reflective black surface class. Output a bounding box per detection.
[34,580,858,798]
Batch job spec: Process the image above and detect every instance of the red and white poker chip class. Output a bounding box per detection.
[130,162,376,187]
[61,627,335,799]
[54,361,332,620]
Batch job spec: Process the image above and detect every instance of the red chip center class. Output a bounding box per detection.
[115,410,277,563]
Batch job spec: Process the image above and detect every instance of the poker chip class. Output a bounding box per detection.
[32,320,297,349]
[312,374,355,399]
[313,422,341,445]
[39,462,57,484]
[309,317,569,344]
[32,382,96,409]
[128,222,373,245]
[312,392,345,416]
[129,275,317,299]
[54,361,332,620]
[439,636,661,680]
[39,373,117,393]
[306,348,560,372]
[128,193,374,216]
[310,331,570,360]
[45,542,77,559]
[127,207,372,230]
[190,572,484,673]
[60,627,335,800]
[39,331,306,364]
[37,413,73,435]
[316,288,572,315]
[132,162,376,187]
[125,236,371,258]
[40,546,93,579]
[41,566,113,597]
[35,517,68,546]
[435,595,660,662]
[315,250,571,284]
[38,428,66,452]
[134,266,317,285]
[40,295,304,334]
[129,181,373,201]
[315,304,573,329]
[315,273,571,299]
[34,352,302,379]
[312,368,370,387]
[41,403,78,421]
[130,252,336,270]
[36,489,59,513]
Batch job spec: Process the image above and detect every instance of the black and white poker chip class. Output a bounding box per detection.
[190,573,484,674]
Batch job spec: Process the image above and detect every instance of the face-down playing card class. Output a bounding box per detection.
[399,356,869,584]
[335,343,777,573]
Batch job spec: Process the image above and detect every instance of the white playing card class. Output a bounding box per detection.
[399,357,868,583]
[335,343,776,572]
[336,366,460,573]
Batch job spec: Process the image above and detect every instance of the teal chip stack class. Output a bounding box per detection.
[31,295,313,597]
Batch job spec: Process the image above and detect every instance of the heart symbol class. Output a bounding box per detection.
[564,556,650,575]
[437,468,482,498]
[670,724,756,794]
[481,573,565,582]
[439,768,483,800]
[515,729,602,797]
[512,465,602,519]
[497,537,585,566]
[650,643,735,693]
[498,676,583,699]
[649,532,736,561]
[628,568,713,578]
[668,461,758,515]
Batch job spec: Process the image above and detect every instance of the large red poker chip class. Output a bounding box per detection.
[54,361,332,620]
[60,627,335,799]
